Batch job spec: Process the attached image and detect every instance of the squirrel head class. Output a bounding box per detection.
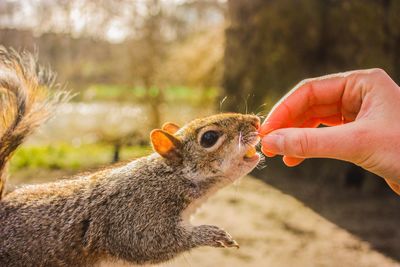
[150,113,261,182]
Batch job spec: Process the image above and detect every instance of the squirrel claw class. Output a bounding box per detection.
[223,238,240,249]
[215,234,240,249]
[193,225,240,249]
[222,231,239,249]
[216,240,227,248]
[232,240,240,249]
[216,239,239,249]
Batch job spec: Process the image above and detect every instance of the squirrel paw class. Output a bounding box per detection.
[193,225,239,249]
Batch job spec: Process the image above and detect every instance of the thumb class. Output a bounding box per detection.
[261,124,362,162]
[385,179,400,196]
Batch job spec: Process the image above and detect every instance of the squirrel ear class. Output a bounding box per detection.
[150,129,181,159]
[162,122,180,134]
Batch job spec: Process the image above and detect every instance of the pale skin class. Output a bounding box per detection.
[259,68,400,195]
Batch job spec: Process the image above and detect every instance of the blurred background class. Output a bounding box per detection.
[1,0,400,266]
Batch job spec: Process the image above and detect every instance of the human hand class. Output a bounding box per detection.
[259,69,400,193]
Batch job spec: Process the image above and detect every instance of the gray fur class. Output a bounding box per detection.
[0,49,260,266]
[1,156,212,266]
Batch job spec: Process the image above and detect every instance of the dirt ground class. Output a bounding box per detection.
[162,176,399,267]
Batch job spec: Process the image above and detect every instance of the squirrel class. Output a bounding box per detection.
[0,47,261,267]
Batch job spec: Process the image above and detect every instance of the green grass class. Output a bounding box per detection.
[10,143,152,173]
[76,84,218,104]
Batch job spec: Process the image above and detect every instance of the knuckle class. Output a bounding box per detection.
[350,68,388,83]
[369,68,387,76]
[294,78,312,91]
[286,132,311,157]
[363,68,388,82]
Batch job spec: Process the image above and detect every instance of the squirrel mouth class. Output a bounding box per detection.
[243,146,259,162]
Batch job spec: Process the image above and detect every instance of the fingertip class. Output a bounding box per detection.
[259,120,284,136]
[261,146,276,157]
[385,179,400,196]
[265,152,276,157]
[283,156,305,167]
[261,136,268,147]
[261,133,284,155]
[258,126,271,137]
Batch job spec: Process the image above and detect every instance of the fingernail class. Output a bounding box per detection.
[262,134,284,154]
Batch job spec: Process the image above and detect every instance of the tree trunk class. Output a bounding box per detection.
[112,143,121,163]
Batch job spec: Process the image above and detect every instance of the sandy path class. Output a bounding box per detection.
[162,176,399,267]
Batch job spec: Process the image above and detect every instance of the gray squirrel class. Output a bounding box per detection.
[0,47,261,266]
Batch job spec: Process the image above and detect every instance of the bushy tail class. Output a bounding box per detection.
[0,47,68,199]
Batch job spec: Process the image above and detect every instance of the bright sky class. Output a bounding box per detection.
[0,0,226,43]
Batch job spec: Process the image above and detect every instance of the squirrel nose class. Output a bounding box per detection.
[245,115,260,130]
[252,120,260,130]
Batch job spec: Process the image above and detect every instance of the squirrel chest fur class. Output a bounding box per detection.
[0,48,261,266]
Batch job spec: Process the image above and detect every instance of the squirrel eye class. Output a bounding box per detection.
[200,130,220,148]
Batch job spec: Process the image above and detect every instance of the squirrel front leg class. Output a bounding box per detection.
[189,225,239,249]
[181,177,239,249]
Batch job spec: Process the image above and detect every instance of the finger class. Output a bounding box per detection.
[300,114,344,128]
[318,114,344,126]
[288,108,342,128]
[385,179,400,196]
[261,123,361,162]
[259,71,363,135]
[300,119,321,128]
[261,114,343,157]
[301,104,341,124]
[264,151,275,157]
[261,146,276,157]
[259,120,284,137]
[283,156,305,166]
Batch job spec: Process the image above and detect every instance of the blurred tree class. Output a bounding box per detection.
[385,0,400,82]
[223,0,318,112]
[223,0,400,113]
[0,0,225,94]
[125,0,225,128]
[161,26,224,92]
[126,0,165,129]
[0,0,225,160]
[224,0,400,193]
